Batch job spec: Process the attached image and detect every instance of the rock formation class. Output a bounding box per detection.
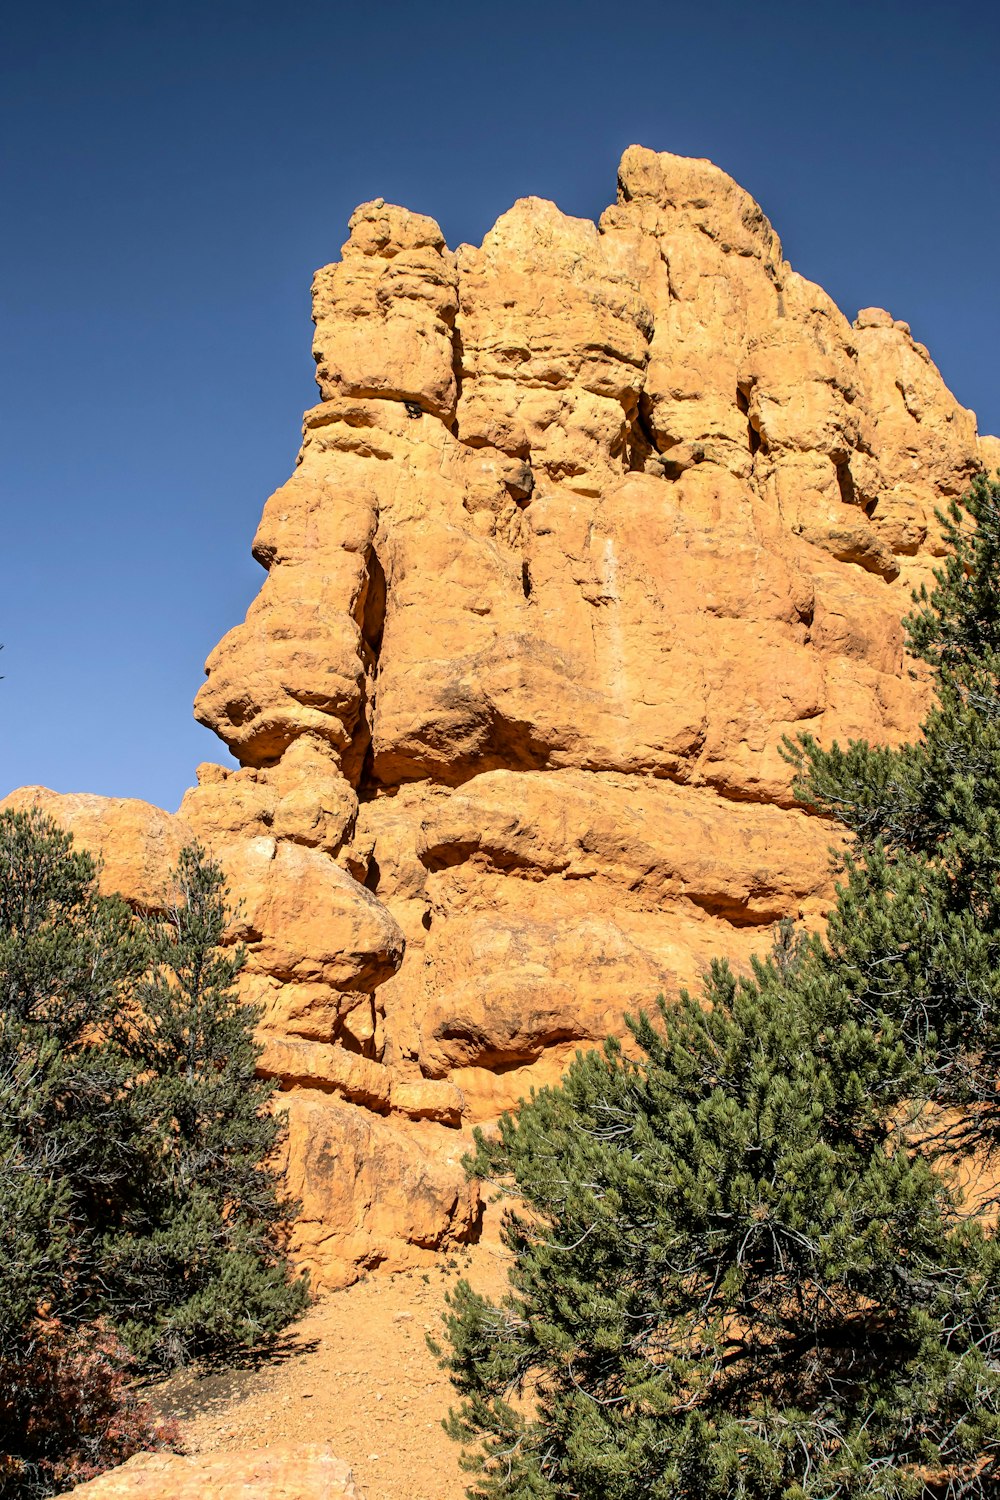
[6,147,997,1289]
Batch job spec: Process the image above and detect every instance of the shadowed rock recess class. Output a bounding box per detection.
[8,148,999,1290]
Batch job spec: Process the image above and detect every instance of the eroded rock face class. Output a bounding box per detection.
[0,788,193,910]
[281,1090,480,1285]
[8,148,998,1289]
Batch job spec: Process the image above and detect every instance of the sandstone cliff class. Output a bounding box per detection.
[7,147,997,1289]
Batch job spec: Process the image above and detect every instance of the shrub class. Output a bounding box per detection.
[0,1320,178,1499]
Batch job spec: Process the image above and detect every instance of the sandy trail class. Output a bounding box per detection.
[153,1224,511,1500]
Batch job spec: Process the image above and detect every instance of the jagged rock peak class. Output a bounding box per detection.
[7,147,996,1291]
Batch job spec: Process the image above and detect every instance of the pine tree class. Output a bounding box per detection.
[0,809,157,1496]
[0,819,307,1487]
[438,475,1000,1498]
[102,843,308,1368]
[0,808,146,1339]
[786,471,1000,1169]
[440,950,1000,1498]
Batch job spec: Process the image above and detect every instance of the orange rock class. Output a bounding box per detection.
[66,1444,364,1498]
[313,201,458,421]
[189,148,993,1143]
[8,148,999,1287]
[0,787,192,910]
[389,1076,465,1126]
[280,1090,480,1289]
[181,739,359,854]
[257,1033,392,1112]
[215,835,404,996]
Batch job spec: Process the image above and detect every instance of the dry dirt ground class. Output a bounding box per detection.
[151,1217,512,1500]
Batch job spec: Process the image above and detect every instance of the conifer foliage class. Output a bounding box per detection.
[0,810,158,1495]
[0,820,306,1492]
[788,471,1000,1168]
[439,476,1000,1500]
[0,811,144,1350]
[104,843,308,1367]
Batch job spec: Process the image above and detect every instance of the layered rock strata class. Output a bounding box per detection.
[7,147,997,1288]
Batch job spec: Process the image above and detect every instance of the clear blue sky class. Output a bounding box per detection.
[2,0,998,811]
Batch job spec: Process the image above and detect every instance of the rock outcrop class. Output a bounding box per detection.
[7,147,997,1289]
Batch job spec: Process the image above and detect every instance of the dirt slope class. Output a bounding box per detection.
[156,1225,510,1500]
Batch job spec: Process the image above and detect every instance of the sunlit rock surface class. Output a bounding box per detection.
[8,147,997,1289]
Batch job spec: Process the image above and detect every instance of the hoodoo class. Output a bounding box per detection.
[7,147,998,1288]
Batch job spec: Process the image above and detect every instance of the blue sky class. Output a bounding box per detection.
[2,0,998,810]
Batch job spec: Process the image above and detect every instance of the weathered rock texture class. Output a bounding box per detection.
[7,147,997,1289]
[67,1444,364,1498]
